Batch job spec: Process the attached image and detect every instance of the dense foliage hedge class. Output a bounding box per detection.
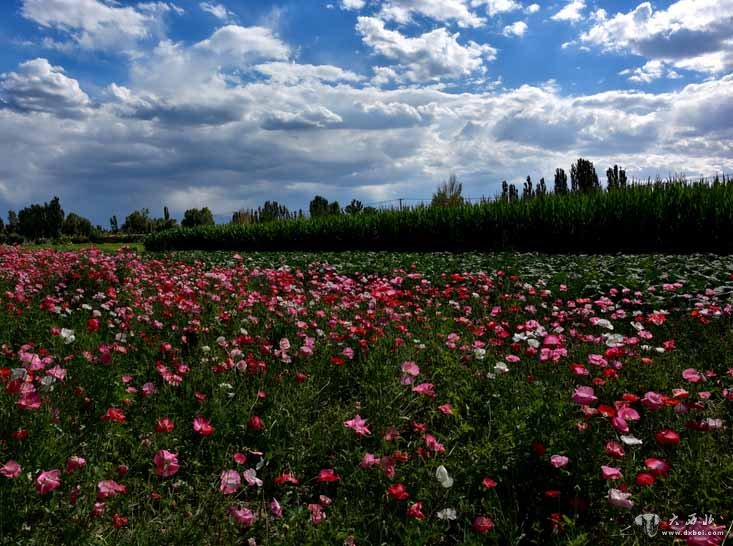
[146,181,733,253]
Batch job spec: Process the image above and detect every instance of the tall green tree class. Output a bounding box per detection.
[345,199,364,215]
[431,173,463,207]
[606,165,628,192]
[554,169,569,195]
[181,208,215,228]
[259,201,290,223]
[122,209,152,233]
[570,158,600,193]
[309,196,331,218]
[17,196,65,240]
[62,213,94,238]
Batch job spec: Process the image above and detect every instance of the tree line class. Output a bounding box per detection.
[0,157,725,244]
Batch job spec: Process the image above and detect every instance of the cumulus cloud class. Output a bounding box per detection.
[340,0,366,9]
[374,0,521,27]
[20,0,179,52]
[473,0,522,17]
[199,2,235,21]
[254,62,364,84]
[356,16,496,82]
[262,105,343,130]
[378,0,485,28]
[503,21,527,37]
[581,0,733,74]
[0,58,92,118]
[551,0,586,22]
[620,60,681,84]
[193,25,290,63]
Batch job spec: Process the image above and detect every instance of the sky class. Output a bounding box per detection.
[0,0,732,225]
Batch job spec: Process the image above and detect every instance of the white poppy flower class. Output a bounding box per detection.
[435,465,453,488]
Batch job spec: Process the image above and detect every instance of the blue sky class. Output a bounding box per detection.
[0,0,732,224]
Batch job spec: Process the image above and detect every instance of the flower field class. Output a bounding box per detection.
[1,247,732,545]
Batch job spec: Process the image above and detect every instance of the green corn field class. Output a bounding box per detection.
[145,177,733,253]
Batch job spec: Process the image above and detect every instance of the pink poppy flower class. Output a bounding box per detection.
[572,386,597,406]
[473,515,495,534]
[153,449,180,478]
[220,470,241,495]
[316,469,340,483]
[229,506,256,527]
[607,488,634,509]
[604,441,625,459]
[270,498,283,518]
[401,361,420,376]
[656,429,681,446]
[482,477,497,489]
[233,452,247,465]
[308,503,326,525]
[155,417,175,433]
[387,483,409,501]
[550,455,569,468]
[243,468,263,487]
[611,416,629,433]
[644,457,670,477]
[97,480,127,499]
[17,391,42,410]
[635,472,655,486]
[112,513,128,529]
[438,404,454,415]
[617,407,640,421]
[248,415,264,431]
[424,434,446,454]
[412,383,436,397]
[641,391,664,410]
[601,466,623,480]
[360,453,381,469]
[407,501,426,520]
[36,469,62,494]
[101,407,126,424]
[682,368,703,383]
[0,460,21,479]
[66,455,86,474]
[273,472,299,485]
[193,416,215,436]
[344,415,371,437]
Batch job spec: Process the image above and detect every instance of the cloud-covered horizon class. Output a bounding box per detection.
[0,0,731,224]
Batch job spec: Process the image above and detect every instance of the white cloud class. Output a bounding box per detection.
[0,58,91,118]
[340,0,366,9]
[356,16,496,82]
[199,2,234,21]
[551,0,586,22]
[619,60,681,84]
[374,0,521,26]
[193,25,290,63]
[581,0,733,75]
[254,62,364,84]
[20,0,179,52]
[503,21,527,37]
[262,105,343,130]
[472,0,521,16]
[378,0,485,28]
[525,3,540,14]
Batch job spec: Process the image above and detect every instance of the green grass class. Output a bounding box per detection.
[24,242,144,253]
